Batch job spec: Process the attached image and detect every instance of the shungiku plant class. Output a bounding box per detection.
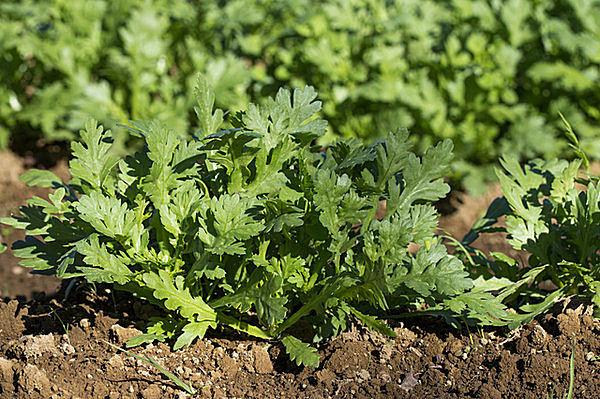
[458,117,600,324]
[1,76,509,366]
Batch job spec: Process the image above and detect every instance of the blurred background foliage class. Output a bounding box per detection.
[1,0,600,192]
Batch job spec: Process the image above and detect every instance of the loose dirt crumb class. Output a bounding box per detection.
[380,343,392,362]
[141,385,163,399]
[21,334,57,358]
[0,356,15,394]
[108,354,124,369]
[250,344,273,374]
[110,324,142,345]
[0,300,25,341]
[16,363,51,398]
[324,341,370,378]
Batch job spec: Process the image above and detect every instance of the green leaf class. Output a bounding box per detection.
[243,86,327,150]
[347,306,397,338]
[126,333,166,348]
[255,276,288,327]
[173,320,217,350]
[471,276,515,292]
[139,122,181,208]
[19,169,63,188]
[198,194,264,255]
[69,119,119,192]
[394,139,453,210]
[506,288,567,329]
[216,313,271,340]
[397,244,473,297]
[373,128,411,190]
[194,73,224,139]
[143,270,217,322]
[76,234,132,285]
[442,292,509,325]
[281,334,320,367]
[159,204,181,237]
[76,191,139,241]
[329,138,376,171]
[314,170,351,234]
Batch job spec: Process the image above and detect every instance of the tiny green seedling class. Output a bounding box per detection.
[547,340,576,399]
[49,306,70,344]
[103,340,195,395]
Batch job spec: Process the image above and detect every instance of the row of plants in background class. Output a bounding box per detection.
[2,79,599,367]
[2,0,600,192]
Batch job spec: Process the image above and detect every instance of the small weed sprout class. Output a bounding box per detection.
[49,305,70,344]
[547,340,576,399]
[103,340,195,395]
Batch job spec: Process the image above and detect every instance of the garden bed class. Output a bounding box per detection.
[1,283,598,398]
[1,149,598,398]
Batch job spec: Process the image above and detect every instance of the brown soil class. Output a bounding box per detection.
[0,151,65,299]
[2,150,599,398]
[1,287,597,398]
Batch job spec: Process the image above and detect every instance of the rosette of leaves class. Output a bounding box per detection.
[1,77,506,366]
[459,120,600,322]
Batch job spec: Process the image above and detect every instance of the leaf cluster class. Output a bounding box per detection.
[1,78,504,366]
[458,123,600,320]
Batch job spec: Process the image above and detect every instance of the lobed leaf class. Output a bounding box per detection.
[143,270,217,322]
[281,335,320,368]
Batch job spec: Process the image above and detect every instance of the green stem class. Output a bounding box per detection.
[217,313,271,340]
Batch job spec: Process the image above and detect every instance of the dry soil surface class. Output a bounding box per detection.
[1,288,598,398]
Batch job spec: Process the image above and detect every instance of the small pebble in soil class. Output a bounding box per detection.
[357,369,370,381]
[61,343,75,355]
[400,368,419,391]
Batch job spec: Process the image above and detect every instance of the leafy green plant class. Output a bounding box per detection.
[246,0,600,191]
[0,78,509,366]
[458,119,600,319]
[0,0,252,151]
